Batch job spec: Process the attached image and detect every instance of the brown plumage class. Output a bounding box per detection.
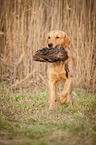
[33,44,68,63]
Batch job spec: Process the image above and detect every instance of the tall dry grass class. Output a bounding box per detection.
[0,0,96,93]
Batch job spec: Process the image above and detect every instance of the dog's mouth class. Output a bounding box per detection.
[47,46,54,49]
[47,44,56,49]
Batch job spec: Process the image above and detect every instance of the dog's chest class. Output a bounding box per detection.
[48,61,67,80]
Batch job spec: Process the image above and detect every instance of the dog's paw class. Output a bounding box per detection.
[59,98,66,105]
[49,105,55,110]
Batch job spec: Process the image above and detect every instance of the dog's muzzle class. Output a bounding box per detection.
[48,43,53,48]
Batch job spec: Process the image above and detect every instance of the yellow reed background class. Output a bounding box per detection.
[0,0,96,93]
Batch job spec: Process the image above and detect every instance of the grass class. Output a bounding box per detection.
[0,83,96,145]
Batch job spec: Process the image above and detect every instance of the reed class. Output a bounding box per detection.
[0,0,96,93]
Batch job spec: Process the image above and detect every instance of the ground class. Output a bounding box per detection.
[0,83,96,145]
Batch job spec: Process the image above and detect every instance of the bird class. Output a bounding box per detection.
[33,44,68,63]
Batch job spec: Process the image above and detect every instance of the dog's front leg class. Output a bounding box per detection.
[48,80,56,110]
[59,77,73,107]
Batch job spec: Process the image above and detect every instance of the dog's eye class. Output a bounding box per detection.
[48,37,50,39]
[56,36,59,39]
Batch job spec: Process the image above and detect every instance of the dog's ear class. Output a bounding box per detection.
[64,37,71,48]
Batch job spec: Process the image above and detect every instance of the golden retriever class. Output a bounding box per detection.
[47,30,75,109]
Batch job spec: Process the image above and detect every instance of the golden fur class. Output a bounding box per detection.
[47,30,75,109]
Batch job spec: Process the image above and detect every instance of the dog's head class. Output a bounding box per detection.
[47,30,71,48]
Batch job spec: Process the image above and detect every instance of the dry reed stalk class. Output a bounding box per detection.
[92,3,96,93]
[0,31,4,35]
[87,0,91,91]
[10,71,33,88]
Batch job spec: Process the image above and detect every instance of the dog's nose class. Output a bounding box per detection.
[48,43,53,47]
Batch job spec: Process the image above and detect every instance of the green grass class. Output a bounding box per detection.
[0,83,96,145]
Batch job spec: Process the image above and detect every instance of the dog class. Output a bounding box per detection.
[47,30,75,109]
